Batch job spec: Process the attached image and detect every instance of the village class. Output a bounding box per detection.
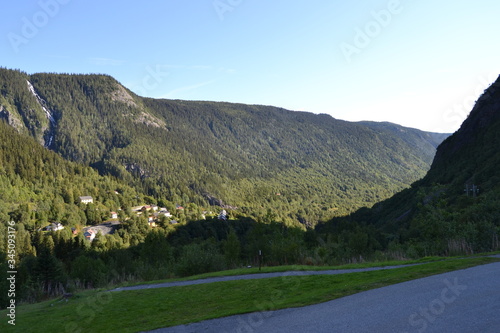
[39,195,227,242]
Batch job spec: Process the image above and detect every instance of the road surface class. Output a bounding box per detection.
[145,259,500,333]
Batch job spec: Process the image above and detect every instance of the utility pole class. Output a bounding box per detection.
[258,250,262,271]
[465,184,479,197]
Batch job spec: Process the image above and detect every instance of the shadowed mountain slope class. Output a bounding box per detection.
[318,75,500,256]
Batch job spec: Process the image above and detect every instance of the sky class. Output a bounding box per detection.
[2,0,500,133]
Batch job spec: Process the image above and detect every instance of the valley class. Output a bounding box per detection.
[0,68,448,226]
[2,1,500,331]
[0,68,499,325]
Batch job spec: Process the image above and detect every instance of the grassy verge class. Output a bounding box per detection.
[119,256,446,287]
[1,256,498,333]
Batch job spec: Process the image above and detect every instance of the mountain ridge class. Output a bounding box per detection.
[0,67,449,225]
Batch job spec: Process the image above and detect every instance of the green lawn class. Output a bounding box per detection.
[118,256,446,288]
[1,257,498,333]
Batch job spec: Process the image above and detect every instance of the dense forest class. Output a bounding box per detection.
[3,68,498,308]
[0,67,447,226]
[0,121,389,306]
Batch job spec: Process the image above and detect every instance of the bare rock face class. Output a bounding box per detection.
[125,162,149,179]
[0,106,24,132]
[110,83,138,108]
[203,193,238,210]
[111,83,168,129]
[134,111,167,129]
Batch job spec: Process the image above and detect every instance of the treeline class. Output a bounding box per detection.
[0,215,392,307]
[2,187,499,308]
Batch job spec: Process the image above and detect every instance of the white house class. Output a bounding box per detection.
[159,208,172,217]
[218,210,227,221]
[52,222,64,231]
[79,196,94,204]
[43,222,64,232]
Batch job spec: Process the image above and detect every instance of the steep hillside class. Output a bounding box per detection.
[0,68,49,144]
[424,77,500,189]
[0,68,448,225]
[0,120,148,230]
[320,75,500,256]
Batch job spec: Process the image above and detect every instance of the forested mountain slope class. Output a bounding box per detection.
[0,67,448,225]
[319,75,500,256]
[0,120,148,231]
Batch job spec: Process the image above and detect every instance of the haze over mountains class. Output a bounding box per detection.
[0,67,448,225]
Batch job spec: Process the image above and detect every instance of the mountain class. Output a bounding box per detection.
[0,67,448,226]
[319,75,500,256]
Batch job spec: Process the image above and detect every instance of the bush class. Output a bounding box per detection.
[70,255,108,288]
[175,241,226,277]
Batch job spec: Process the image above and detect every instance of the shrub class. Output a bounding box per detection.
[175,241,226,277]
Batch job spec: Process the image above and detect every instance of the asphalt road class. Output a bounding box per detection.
[111,264,418,292]
[145,259,500,333]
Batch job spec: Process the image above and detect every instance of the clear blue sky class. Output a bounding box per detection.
[2,0,499,133]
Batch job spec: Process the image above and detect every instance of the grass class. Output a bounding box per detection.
[1,256,498,333]
[118,256,446,287]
